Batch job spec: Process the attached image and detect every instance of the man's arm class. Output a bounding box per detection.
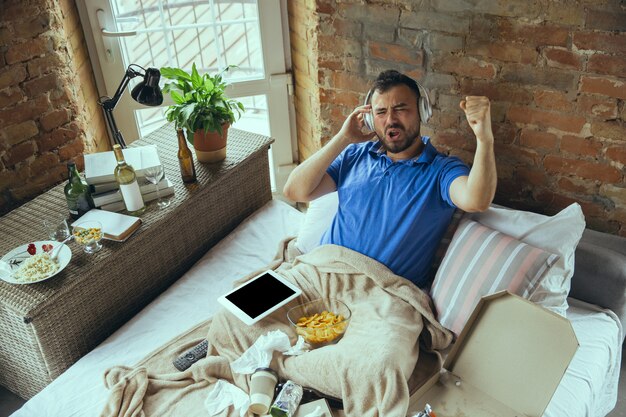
[283,105,376,202]
[449,96,498,212]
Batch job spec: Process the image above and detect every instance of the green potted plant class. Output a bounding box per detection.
[160,63,244,162]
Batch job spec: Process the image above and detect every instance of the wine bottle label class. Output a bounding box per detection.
[119,181,145,212]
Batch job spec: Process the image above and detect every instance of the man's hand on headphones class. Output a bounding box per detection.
[338,105,377,144]
[460,96,494,144]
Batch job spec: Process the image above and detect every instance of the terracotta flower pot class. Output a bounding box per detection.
[192,123,229,163]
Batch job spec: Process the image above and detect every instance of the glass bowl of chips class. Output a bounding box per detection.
[287,298,351,348]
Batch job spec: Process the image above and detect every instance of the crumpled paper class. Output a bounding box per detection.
[230,330,308,374]
[204,379,250,417]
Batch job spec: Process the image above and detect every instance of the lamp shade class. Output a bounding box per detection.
[131,67,163,106]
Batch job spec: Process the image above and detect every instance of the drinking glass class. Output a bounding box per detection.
[144,164,170,209]
[72,221,103,254]
[43,215,71,241]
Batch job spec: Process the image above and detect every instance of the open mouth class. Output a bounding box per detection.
[386,128,402,141]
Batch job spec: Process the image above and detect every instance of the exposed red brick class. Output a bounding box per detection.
[533,90,574,112]
[14,15,50,39]
[435,131,476,151]
[576,94,618,120]
[0,65,28,90]
[560,135,602,157]
[606,146,626,165]
[0,95,49,127]
[0,170,18,191]
[507,106,586,133]
[58,138,85,161]
[580,76,626,99]
[0,88,25,108]
[316,0,335,15]
[39,124,79,150]
[591,121,626,141]
[587,54,626,77]
[460,79,533,104]
[519,129,558,150]
[536,190,607,218]
[368,41,424,66]
[2,120,39,146]
[495,143,541,165]
[573,31,626,54]
[543,155,622,182]
[5,37,53,64]
[517,167,548,186]
[493,122,517,144]
[27,53,65,77]
[501,64,576,91]
[23,73,59,97]
[40,108,70,131]
[586,9,626,31]
[319,88,360,108]
[29,152,59,174]
[558,177,596,194]
[433,55,497,79]
[497,20,568,47]
[331,71,369,93]
[466,41,537,64]
[332,18,361,38]
[3,140,36,167]
[543,48,584,70]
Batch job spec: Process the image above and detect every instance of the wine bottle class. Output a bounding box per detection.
[64,161,94,220]
[113,144,146,215]
[177,129,197,183]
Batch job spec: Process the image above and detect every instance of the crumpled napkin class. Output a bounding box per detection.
[230,329,308,374]
[204,379,250,417]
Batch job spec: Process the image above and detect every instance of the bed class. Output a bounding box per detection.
[9,199,624,417]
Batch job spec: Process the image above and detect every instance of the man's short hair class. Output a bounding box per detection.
[372,70,421,101]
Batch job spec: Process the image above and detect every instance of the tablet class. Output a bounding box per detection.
[218,270,302,326]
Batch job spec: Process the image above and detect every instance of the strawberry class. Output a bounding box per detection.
[42,244,53,253]
[27,243,36,255]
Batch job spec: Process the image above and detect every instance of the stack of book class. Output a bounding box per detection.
[84,145,175,212]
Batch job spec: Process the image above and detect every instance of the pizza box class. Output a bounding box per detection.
[408,291,578,417]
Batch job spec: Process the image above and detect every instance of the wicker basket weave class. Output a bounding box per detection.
[0,124,273,399]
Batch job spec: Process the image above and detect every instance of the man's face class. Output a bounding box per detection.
[371,84,421,154]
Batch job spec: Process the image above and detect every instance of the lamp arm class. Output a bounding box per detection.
[100,66,143,111]
[98,65,144,148]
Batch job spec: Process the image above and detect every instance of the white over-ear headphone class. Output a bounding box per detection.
[363,78,432,132]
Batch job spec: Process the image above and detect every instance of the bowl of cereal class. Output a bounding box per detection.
[287,298,351,348]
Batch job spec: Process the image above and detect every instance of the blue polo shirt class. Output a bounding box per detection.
[319,137,469,287]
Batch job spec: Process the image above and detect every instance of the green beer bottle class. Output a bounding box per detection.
[64,161,94,220]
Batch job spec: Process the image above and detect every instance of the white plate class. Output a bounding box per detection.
[0,241,72,285]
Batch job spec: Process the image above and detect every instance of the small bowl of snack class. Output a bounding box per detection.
[287,298,351,348]
[73,221,103,254]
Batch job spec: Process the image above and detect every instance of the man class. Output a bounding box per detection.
[283,70,497,288]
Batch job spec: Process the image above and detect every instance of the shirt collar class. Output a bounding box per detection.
[368,136,437,165]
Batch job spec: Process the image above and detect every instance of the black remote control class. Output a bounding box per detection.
[173,339,209,371]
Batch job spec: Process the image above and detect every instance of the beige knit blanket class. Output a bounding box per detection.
[100,241,453,417]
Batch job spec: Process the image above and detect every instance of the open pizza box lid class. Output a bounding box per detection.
[408,291,578,417]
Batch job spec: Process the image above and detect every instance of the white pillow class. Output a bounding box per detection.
[467,203,586,316]
[295,192,339,254]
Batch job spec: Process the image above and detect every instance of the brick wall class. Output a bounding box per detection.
[0,0,107,216]
[287,0,626,236]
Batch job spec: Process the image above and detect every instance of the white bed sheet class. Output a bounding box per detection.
[11,200,303,417]
[10,200,622,417]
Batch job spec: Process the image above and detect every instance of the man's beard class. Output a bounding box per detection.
[378,123,420,154]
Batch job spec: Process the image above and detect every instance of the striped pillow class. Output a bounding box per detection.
[431,218,560,336]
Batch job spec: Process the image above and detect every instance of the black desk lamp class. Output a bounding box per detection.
[98,64,163,148]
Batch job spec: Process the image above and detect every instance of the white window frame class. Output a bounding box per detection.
[76,0,297,191]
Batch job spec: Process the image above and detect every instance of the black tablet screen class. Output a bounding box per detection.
[225,273,296,318]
